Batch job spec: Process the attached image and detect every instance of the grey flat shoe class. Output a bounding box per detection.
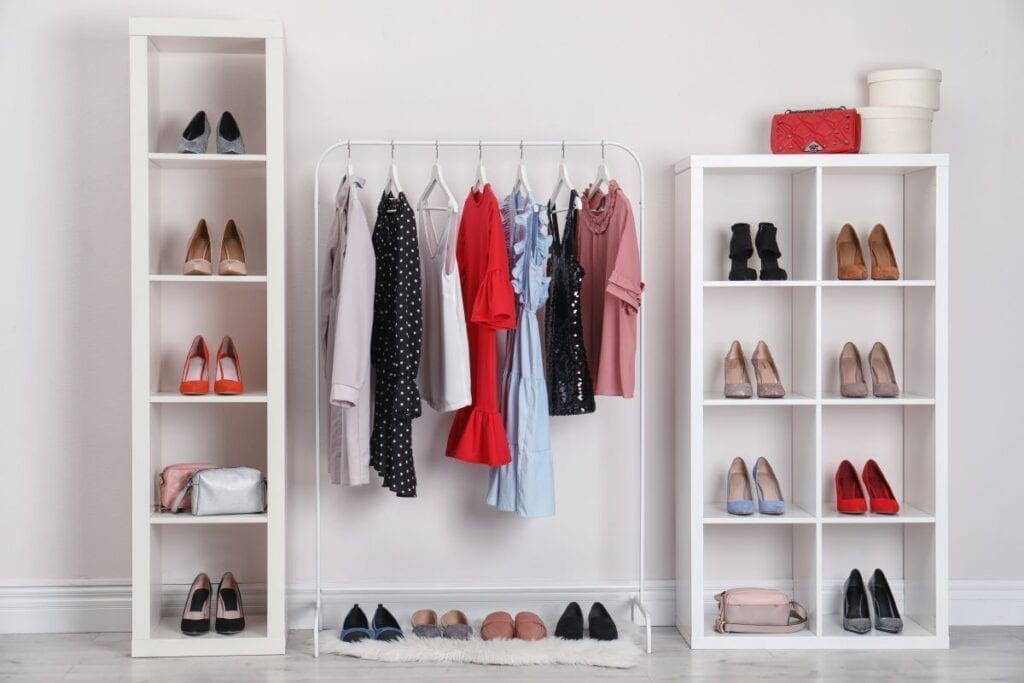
[216,111,245,154]
[723,340,753,399]
[177,111,210,154]
[751,340,785,398]
[839,342,868,398]
[869,342,899,397]
[410,609,442,638]
[440,610,472,640]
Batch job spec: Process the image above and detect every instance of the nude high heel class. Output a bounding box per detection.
[183,219,212,275]
[868,224,900,280]
[214,336,244,395]
[840,342,868,398]
[751,340,785,398]
[218,219,248,276]
[724,340,753,399]
[178,335,210,395]
[836,224,868,280]
[869,341,899,397]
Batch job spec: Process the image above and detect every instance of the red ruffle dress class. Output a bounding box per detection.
[446,185,516,465]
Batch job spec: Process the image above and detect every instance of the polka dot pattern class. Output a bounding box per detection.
[370,192,423,498]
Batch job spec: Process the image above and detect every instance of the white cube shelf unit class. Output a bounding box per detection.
[129,18,285,657]
[673,154,948,649]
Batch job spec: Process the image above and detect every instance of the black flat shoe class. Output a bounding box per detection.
[588,602,618,641]
[371,603,404,641]
[180,573,211,636]
[869,568,904,633]
[340,604,372,642]
[842,569,871,634]
[755,222,788,280]
[554,601,584,640]
[728,223,757,281]
[214,571,245,635]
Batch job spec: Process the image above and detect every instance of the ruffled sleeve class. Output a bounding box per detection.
[607,200,643,314]
[470,206,517,329]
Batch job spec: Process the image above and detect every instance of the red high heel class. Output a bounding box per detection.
[835,459,867,514]
[862,459,900,514]
[214,336,244,395]
[178,335,210,395]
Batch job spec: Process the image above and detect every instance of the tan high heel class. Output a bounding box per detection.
[836,224,867,280]
[724,340,753,399]
[868,224,900,280]
[751,340,785,398]
[183,219,212,275]
[839,342,868,398]
[219,219,248,276]
[869,341,899,397]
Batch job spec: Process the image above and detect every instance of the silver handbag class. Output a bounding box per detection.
[170,467,266,516]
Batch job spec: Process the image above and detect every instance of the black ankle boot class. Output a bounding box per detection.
[728,223,757,281]
[755,222,788,280]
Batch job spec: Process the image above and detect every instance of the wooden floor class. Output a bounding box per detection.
[1,627,1022,681]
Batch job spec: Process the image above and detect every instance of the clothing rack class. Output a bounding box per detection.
[311,140,650,656]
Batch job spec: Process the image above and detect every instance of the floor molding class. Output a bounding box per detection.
[0,580,1020,634]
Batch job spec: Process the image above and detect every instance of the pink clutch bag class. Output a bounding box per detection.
[714,588,808,634]
[159,463,215,511]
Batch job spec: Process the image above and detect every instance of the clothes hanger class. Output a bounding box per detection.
[418,141,458,211]
[548,140,581,212]
[345,140,354,177]
[512,140,532,196]
[473,141,487,192]
[383,140,403,195]
[590,139,611,197]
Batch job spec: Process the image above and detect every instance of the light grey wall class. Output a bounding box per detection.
[0,0,1019,588]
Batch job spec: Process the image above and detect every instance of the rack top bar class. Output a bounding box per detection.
[129,17,283,39]
[674,153,949,174]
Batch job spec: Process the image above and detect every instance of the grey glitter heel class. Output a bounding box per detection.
[751,340,786,398]
[840,342,868,398]
[724,340,753,399]
[868,568,903,633]
[177,111,210,154]
[842,569,872,634]
[216,111,245,154]
[869,341,899,397]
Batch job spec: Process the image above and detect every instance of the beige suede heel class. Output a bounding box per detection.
[868,224,900,280]
[219,219,248,276]
[183,219,212,275]
[869,341,899,397]
[840,342,868,398]
[751,340,785,398]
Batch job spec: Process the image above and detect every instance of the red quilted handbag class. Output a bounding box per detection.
[771,107,861,154]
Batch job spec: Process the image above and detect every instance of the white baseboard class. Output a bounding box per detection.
[0,580,1020,634]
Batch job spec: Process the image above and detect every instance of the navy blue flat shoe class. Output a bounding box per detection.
[339,603,372,642]
[371,603,404,642]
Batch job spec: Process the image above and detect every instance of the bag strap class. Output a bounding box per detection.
[714,600,808,634]
[169,478,194,513]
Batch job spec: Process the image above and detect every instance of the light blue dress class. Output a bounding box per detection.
[487,192,554,517]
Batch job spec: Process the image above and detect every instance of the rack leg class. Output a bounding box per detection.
[631,596,653,654]
[313,593,321,658]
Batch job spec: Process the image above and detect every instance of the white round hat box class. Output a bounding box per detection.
[859,106,934,153]
[867,68,942,110]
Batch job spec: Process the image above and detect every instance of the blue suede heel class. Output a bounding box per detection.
[726,457,754,515]
[753,457,786,515]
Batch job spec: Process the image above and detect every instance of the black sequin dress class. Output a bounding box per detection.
[370,192,423,497]
[545,191,596,415]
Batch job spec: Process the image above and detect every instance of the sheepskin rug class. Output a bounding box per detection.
[319,630,642,668]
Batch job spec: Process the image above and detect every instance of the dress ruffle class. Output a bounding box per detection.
[510,208,553,310]
[446,406,512,466]
[470,268,516,330]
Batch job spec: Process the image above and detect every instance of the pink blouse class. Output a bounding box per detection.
[577,181,643,398]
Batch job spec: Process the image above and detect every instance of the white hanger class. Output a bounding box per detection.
[548,140,581,211]
[418,141,457,211]
[345,140,354,176]
[383,140,403,195]
[512,140,532,196]
[591,140,611,196]
[473,141,487,192]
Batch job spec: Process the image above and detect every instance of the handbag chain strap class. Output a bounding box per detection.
[784,106,848,114]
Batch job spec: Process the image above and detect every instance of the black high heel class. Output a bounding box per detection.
[587,602,618,641]
[842,569,871,634]
[869,568,903,633]
[215,571,245,635]
[180,573,211,636]
[554,601,584,639]
[755,222,788,280]
[728,223,757,281]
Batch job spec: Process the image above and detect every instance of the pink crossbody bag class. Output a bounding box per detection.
[158,463,216,511]
[714,588,809,634]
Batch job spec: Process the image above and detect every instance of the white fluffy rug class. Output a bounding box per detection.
[319,630,642,668]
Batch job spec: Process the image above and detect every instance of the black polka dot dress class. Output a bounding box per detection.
[370,192,423,497]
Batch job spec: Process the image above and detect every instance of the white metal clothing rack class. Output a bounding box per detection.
[311,139,650,656]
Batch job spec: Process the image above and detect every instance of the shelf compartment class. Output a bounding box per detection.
[703,287,816,399]
[703,502,815,524]
[704,280,818,288]
[821,166,936,281]
[149,153,267,168]
[150,392,267,404]
[821,505,934,524]
[700,167,817,282]
[820,280,935,288]
[703,392,816,406]
[150,275,268,284]
[820,393,934,405]
[151,512,268,525]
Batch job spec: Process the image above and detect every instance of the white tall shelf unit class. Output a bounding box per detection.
[674,154,948,649]
[129,18,286,657]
